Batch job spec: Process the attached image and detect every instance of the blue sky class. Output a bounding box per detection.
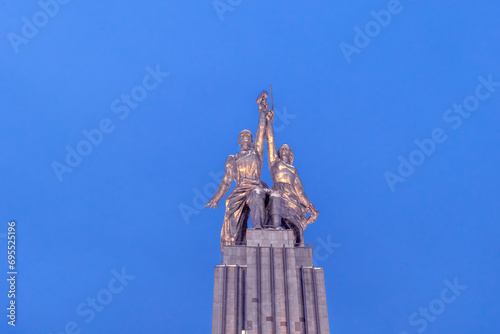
[1,0,499,333]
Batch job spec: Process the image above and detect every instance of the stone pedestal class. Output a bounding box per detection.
[212,229,330,334]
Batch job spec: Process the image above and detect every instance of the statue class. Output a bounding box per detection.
[265,107,319,245]
[206,88,319,247]
[205,91,270,246]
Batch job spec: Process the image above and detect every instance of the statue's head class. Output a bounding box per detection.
[278,144,294,164]
[238,130,253,150]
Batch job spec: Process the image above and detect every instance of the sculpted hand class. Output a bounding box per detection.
[306,216,315,226]
[306,213,318,225]
[266,110,274,122]
[306,205,319,225]
[258,100,269,113]
[306,203,315,213]
[205,199,219,209]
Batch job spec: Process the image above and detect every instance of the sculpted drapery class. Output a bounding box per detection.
[205,89,318,246]
[205,91,269,246]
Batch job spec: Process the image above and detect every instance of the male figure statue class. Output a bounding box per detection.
[205,91,270,246]
[265,109,319,245]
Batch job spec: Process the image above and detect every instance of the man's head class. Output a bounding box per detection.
[278,144,294,164]
[238,130,253,150]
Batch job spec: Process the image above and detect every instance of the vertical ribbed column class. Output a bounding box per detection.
[313,268,330,333]
[283,247,301,333]
[246,246,258,333]
[257,245,262,334]
[213,229,330,334]
[312,268,321,334]
[272,247,287,334]
[298,267,324,334]
[235,265,240,334]
[270,245,276,334]
[224,266,239,333]
[223,265,228,334]
[212,266,225,334]
[239,268,247,333]
[300,266,309,334]
[260,246,272,333]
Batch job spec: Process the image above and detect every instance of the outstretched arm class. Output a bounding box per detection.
[293,169,319,224]
[254,105,267,161]
[266,111,278,168]
[205,156,235,208]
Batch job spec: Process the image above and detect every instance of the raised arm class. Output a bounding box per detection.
[253,107,267,161]
[266,111,278,168]
[205,156,235,208]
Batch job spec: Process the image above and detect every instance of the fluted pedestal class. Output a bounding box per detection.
[212,229,330,334]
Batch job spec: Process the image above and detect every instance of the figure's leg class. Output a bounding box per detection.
[248,187,266,229]
[282,219,303,246]
[296,227,304,246]
[225,192,247,245]
[234,206,249,244]
[268,192,283,229]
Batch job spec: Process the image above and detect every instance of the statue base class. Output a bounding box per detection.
[212,228,330,333]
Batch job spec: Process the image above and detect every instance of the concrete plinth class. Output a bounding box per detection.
[212,229,330,334]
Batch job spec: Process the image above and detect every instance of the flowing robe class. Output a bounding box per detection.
[265,119,318,244]
[220,150,267,245]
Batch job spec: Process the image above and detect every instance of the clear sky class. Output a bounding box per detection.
[1,0,499,333]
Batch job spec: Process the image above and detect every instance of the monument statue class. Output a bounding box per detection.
[205,91,270,246]
[206,88,318,246]
[265,107,319,245]
[209,90,329,333]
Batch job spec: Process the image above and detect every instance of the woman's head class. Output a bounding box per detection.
[278,144,294,164]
